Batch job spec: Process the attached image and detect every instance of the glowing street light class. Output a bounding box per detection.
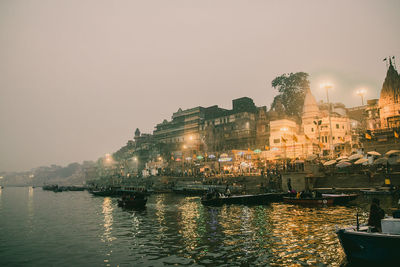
[320,82,334,158]
[356,88,367,105]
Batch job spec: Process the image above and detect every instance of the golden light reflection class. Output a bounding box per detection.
[155,194,166,234]
[177,197,200,251]
[101,197,115,243]
[27,186,34,230]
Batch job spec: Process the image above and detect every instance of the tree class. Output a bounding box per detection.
[270,72,310,122]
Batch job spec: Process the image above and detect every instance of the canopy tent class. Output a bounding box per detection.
[337,156,348,160]
[354,158,369,165]
[385,150,400,156]
[338,159,350,163]
[336,161,352,168]
[367,151,381,156]
[324,160,337,166]
[374,157,388,165]
[306,154,318,161]
[348,154,363,161]
[220,153,229,158]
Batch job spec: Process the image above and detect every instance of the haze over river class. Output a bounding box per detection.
[1,187,398,266]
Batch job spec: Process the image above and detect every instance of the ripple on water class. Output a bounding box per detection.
[1,188,387,266]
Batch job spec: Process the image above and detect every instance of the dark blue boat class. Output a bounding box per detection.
[337,223,400,265]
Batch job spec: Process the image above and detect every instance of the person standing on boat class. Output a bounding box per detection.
[368,198,385,232]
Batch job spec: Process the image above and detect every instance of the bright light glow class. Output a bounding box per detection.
[280,127,288,132]
[189,135,193,140]
[133,157,137,161]
[183,145,187,149]
[320,82,333,90]
[158,157,162,161]
[356,88,367,96]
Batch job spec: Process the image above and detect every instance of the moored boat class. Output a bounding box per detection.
[321,193,358,204]
[117,190,147,209]
[283,196,334,206]
[201,193,284,206]
[337,218,400,265]
[89,187,122,197]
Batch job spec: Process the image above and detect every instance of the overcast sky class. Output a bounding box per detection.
[1,0,400,172]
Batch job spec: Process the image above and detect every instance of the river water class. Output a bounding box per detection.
[0,187,398,266]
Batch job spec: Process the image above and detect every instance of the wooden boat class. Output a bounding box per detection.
[117,190,147,209]
[283,196,334,206]
[337,218,400,265]
[360,189,398,195]
[201,193,284,206]
[89,187,122,197]
[321,193,358,204]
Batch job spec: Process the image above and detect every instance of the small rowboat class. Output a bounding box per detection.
[283,196,334,206]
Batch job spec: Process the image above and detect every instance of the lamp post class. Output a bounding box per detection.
[356,88,366,106]
[321,83,334,158]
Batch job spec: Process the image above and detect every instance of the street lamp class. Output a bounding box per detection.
[320,82,334,158]
[356,88,367,106]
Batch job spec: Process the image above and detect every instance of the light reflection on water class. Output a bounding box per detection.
[1,188,398,266]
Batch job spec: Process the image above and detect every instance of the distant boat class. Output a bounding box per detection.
[337,218,400,265]
[117,190,147,209]
[201,193,284,206]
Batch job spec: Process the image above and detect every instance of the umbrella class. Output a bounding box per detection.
[348,154,363,161]
[254,149,262,153]
[306,154,318,161]
[208,154,216,159]
[185,157,192,161]
[324,160,337,166]
[388,155,400,165]
[386,150,400,156]
[374,157,388,165]
[220,153,228,158]
[367,151,381,156]
[337,156,348,160]
[336,161,352,168]
[354,158,369,165]
[196,155,204,160]
[295,159,304,163]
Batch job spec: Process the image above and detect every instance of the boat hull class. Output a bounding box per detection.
[337,228,400,265]
[201,193,283,206]
[283,197,334,206]
[117,198,147,209]
[321,194,358,204]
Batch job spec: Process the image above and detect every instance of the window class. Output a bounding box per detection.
[311,128,314,132]
[336,124,339,129]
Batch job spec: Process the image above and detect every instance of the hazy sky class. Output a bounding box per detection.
[1,0,400,172]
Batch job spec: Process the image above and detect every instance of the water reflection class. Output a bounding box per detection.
[27,186,34,231]
[101,197,114,266]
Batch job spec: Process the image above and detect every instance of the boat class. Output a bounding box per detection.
[360,189,398,195]
[283,196,334,206]
[321,193,358,204]
[337,217,400,265]
[117,190,147,209]
[88,187,122,197]
[201,193,284,206]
